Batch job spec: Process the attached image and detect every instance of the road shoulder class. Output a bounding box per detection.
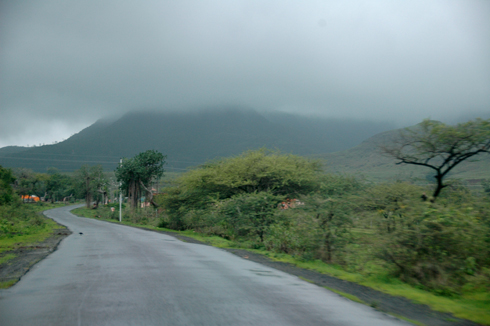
[0,225,71,288]
[142,228,480,326]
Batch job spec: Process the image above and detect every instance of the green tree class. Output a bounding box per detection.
[46,172,74,203]
[381,119,490,200]
[362,182,422,232]
[302,195,352,263]
[11,168,52,201]
[0,165,16,206]
[74,165,106,208]
[115,150,166,209]
[161,149,321,209]
[217,191,283,242]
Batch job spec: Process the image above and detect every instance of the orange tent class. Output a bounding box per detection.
[21,195,40,202]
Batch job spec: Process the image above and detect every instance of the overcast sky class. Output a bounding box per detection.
[1,0,489,148]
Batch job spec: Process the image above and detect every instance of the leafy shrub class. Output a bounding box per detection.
[216,191,283,241]
[265,209,321,260]
[377,204,489,294]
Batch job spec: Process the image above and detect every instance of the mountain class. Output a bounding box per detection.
[315,128,490,183]
[0,108,394,173]
[0,146,29,157]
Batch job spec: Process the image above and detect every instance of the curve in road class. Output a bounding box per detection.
[0,205,411,326]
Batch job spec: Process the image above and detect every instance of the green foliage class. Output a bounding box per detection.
[361,182,423,232]
[160,149,321,210]
[156,148,490,301]
[266,208,322,260]
[378,204,490,294]
[177,149,321,198]
[318,173,366,197]
[74,165,106,208]
[46,171,74,202]
[217,191,283,242]
[115,150,166,209]
[11,168,50,199]
[0,204,46,238]
[266,194,353,262]
[0,165,16,205]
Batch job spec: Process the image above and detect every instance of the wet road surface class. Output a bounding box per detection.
[0,205,411,325]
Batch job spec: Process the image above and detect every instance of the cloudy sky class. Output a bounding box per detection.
[1,0,489,148]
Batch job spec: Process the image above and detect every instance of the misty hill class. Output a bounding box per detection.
[316,128,490,183]
[0,108,394,172]
[0,146,28,157]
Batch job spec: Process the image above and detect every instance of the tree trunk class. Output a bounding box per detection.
[432,173,446,200]
[85,177,91,208]
[325,232,332,263]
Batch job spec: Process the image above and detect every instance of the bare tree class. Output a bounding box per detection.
[381,119,490,200]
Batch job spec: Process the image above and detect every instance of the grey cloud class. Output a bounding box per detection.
[1,0,489,147]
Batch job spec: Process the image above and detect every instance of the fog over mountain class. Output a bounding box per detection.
[0,109,395,172]
[1,1,489,148]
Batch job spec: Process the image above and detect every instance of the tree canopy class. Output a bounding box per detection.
[179,149,321,196]
[0,165,16,206]
[115,150,166,208]
[381,119,490,200]
[74,165,106,208]
[161,149,322,213]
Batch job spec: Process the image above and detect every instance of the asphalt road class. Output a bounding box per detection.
[0,205,411,326]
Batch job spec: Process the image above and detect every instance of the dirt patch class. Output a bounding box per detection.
[0,228,71,286]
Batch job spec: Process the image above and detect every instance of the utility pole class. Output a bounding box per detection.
[119,159,122,222]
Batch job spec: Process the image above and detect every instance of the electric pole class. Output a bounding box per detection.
[119,159,122,222]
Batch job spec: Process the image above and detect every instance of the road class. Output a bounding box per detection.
[0,205,410,326]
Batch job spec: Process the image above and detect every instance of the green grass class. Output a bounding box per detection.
[387,313,426,326]
[29,202,66,212]
[0,280,17,289]
[71,206,490,325]
[322,285,366,304]
[0,202,70,289]
[0,253,16,264]
[0,218,63,254]
[0,203,68,254]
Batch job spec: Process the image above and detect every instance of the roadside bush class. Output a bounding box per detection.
[265,194,353,263]
[318,174,366,197]
[216,191,283,242]
[377,204,489,295]
[265,208,321,260]
[436,180,473,206]
[361,182,423,233]
[0,205,46,238]
[158,149,323,231]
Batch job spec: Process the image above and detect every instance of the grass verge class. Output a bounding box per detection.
[0,280,17,289]
[0,203,68,257]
